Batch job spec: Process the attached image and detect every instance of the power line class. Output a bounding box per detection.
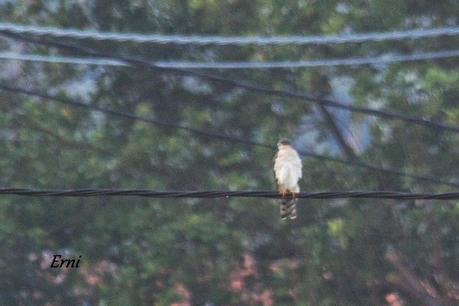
[1,49,459,69]
[2,32,459,135]
[2,83,458,188]
[140,50,459,68]
[0,22,458,45]
[0,52,125,66]
[1,188,458,199]
[0,84,269,147]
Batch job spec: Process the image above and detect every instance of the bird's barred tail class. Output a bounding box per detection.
[280,198,297,220]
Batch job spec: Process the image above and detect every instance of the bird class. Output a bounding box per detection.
[273,138,303,220]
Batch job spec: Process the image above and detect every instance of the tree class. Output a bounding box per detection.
[0,1,458,305]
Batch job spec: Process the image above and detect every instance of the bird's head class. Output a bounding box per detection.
[277,138,291,148]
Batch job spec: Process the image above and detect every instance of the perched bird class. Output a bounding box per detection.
[274,138,303,220]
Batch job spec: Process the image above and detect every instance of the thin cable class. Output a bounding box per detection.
[1,49,459,68]
[0,52,125,66]
[0,84,269,147]
[0,22,458,45]
[2,32,459,135]
[151,50,459,68]
[2,84,458,188]
[1,188,458,199]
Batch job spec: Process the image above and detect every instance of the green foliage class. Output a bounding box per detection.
[1,1,459,305]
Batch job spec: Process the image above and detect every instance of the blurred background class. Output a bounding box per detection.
[0,1,459,305]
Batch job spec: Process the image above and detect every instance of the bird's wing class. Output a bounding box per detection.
[292,149,303,179]
[273,150,283,182]
[273,151,280,188]
[296,157,303,179]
